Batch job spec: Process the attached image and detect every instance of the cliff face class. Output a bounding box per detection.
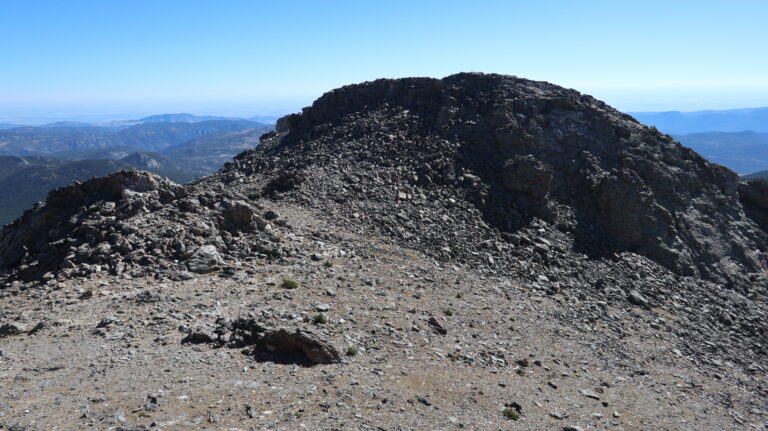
[221,73,767,286]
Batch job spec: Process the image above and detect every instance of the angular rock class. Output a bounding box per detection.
[187,245,222,273]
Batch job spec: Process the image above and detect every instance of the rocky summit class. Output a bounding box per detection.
[0,73,767,430]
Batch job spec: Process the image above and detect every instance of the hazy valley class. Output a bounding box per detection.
[0,115,273,224]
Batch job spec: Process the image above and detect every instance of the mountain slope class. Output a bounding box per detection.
[744,170,768,180]
[673,131,768,174]
[0,154,199,225]
[163,126,272,172]
[0,155,66,180]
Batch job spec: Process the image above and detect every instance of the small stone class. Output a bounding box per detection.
[178,271,195,280]
[448,416,463,427]
[579,389,600,400]
[144,395,158,412]
[563,426,584,431]
[627,290,648,307]
[613,411,621,418]
[550,411,565,419]
[245,404,256,418]
[314,303,330,312]
[0,322,28,337]
[428,316,447,335]
[115,409,126,423]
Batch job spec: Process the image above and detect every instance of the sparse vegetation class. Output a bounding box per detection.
[516,368,526,376]
[324,260,333,268]
[502,408,520,421]
[443,308,453,316]
[346,346,358,356]
[282,279,299,289]
[312,313,327,325]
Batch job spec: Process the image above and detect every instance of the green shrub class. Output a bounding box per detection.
[323,261,333,268]
[282,279,298,289]
[443,308,453,316]
[502,408,520,420]
[346,347,358,356]
[312,314,327,325]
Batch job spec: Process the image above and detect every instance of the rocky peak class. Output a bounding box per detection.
[224,73,767,286]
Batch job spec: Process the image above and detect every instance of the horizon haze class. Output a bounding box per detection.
[1,0,767,121]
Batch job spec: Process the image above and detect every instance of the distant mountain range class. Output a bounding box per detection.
[0,115,274,225]
[138,113,247,123]
[0,112,280,129]
[630,107,768,134]
[628,107,768,176]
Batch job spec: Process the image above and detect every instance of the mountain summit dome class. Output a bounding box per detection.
[216,73,767,286]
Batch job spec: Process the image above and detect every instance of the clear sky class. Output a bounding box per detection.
[1,0,766,122]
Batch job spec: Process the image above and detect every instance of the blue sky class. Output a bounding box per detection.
[1,0,766,122]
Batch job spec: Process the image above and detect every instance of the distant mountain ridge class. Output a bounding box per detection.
[630,107,768,134]
[138,113,247,123]
[0,119,266,155]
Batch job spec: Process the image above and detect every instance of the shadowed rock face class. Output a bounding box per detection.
[224,73,767,285]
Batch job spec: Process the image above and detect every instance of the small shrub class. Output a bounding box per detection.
[516,368,526,376]
[455,292,463,299]
[443,308,453,316]
[323,261,333,268]
[282,279,298,289]
[346,346,358,356]
[312,314,327,325]
[502,408,520,420]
